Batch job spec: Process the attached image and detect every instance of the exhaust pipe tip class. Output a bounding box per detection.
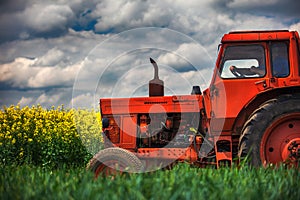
[149,58,164,97]
[150,57,155,64]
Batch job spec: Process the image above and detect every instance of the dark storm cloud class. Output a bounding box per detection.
[0,1,76,43]
[0,87,72,108]
[0,0,102,43]
[211,0,300,20]
[0,0,29,13]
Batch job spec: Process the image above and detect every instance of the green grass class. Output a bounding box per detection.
[1,164,299,200]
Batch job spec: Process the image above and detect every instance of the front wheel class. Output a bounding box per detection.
[238,94,300,167]
[87,147,143,177]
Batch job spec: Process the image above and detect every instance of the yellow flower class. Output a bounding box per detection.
[6,135,12,139]
[12,138,16,144]
[28,138,33,142]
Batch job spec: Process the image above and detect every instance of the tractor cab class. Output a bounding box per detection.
[205,30,300,134]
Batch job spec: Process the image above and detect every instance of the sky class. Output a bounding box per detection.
[0,0,300,109]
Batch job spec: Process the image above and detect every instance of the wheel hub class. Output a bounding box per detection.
[281,138,300,166]
[261,113,300,166]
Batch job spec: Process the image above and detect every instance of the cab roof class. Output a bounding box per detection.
[221,30,294,43]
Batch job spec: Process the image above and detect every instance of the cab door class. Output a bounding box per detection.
[209,43,269,133]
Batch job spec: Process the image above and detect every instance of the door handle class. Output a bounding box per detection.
[255,79,269,90]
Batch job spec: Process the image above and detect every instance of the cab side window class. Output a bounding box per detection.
[220,45,266,79]
[270,42,289,78]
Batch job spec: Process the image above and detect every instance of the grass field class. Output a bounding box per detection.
[1,164,299,200]
[1,105,299,200]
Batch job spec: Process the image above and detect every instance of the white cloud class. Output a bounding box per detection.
[227,0,278,8]
[18,97,34,107]
[290,22,300,33]
[0,29,106,64]
[36,92,62,105]
[0,57,81,88]
[21,3,74,33]
[158,43,213,71]
[71,93,96,108]
[0,57,38,88]
[93,0,171,32]
[35,47,64,66]
[0,0,299,108]
[28,63,81,88]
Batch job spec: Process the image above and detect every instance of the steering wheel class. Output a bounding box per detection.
[161,122,169,130]
[229,65,244,78]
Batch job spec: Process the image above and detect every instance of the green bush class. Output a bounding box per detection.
[0,105,103,169]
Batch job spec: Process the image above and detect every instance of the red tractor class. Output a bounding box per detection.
[88,30,300,176]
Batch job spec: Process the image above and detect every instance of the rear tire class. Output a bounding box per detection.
[238,94,300,167]
[87,147,143,177]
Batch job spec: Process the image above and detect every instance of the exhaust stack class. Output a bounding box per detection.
[149,58,164,97]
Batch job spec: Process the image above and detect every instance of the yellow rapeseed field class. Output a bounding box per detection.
[0,105,103,168]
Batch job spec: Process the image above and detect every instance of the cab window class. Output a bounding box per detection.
[270,42,289,78]
[220,45,266,79]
